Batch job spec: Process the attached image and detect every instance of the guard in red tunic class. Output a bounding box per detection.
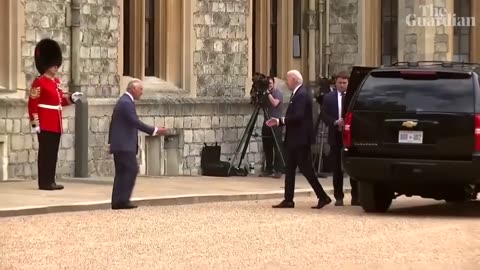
[27,38,83,190]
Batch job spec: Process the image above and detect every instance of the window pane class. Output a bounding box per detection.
[123,0,131,76]
[453,35,460,54]
[461,34,470,54]
[354,75,475,113]
[382,20,392,54]
[382,55,392,65]
[391,0,398,16]
[392,20,398,49]
[461,0,471,16]
[381,0,397,65]
[461,25,470,35]
[293,0,301,35]
[382,0,392,17]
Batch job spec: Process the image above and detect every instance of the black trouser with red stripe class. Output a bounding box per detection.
[37,131,61,188]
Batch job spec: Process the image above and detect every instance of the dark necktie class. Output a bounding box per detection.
[289,92,294,102]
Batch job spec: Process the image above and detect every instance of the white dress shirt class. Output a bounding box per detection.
[337,91,344,120]
[292,84,301,96]
[125,91,134,102]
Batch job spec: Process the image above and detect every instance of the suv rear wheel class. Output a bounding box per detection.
[359,182,394,213]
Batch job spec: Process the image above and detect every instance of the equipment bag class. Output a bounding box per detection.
[201,143,232,177]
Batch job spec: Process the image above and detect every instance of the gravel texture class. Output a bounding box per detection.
[1,196,479,269]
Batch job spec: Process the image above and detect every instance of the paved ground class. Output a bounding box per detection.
[1,195,479,269]
[0,175,344,217]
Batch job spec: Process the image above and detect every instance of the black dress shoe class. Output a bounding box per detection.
[112,203,138,210]
[272,200,295,208]
[311,196,332,209]
[39,183,64,190]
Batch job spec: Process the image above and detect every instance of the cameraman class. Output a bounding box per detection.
[260,76,284,178]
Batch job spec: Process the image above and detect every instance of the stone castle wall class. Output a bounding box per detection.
[1,98,266,179]
[23,0,120,97]
[193,0,250,97]
[0,0,262,180]
[2,0,356,180]
[328,0,359,75]
[87,98,265,176]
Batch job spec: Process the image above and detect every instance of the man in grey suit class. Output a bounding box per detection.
[108,79,167,210]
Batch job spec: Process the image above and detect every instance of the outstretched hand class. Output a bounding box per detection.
[71,92,84,103]
[266,118,279,127]
[156,127,168,136]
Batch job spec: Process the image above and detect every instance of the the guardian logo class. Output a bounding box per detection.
[406,4,475,27]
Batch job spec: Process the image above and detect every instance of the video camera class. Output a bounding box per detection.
[315,76,335,105]
[250,72,270,105]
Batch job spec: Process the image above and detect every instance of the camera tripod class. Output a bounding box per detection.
[227,102,286,176]
[312,114,329,178]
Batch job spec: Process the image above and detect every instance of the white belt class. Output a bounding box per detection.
[38,104,62,110]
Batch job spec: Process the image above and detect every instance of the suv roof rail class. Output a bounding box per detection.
[388,61,480,69]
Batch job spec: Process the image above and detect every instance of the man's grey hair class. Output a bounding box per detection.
[287,70,303,84]
[127,79,142,92]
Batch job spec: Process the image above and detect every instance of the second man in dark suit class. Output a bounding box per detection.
[266,70,332,209]
[321,71,359,206]
[108,79,167,210]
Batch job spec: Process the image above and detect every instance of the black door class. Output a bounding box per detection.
[343,66,377,117]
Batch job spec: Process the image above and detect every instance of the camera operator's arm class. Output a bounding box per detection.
[267,90,282,107]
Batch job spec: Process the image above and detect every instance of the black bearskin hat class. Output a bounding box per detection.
[34,38,63,75]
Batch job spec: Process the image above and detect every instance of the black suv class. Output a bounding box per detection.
[342,62,480,213]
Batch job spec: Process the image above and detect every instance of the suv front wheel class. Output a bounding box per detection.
[359,181,394,213]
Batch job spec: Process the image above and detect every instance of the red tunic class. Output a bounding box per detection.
[27,75,73,133]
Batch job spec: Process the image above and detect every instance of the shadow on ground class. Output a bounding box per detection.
[385,200,480,219]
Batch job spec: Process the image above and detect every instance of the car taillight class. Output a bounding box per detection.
[343,112,353,148]
[475,115,480,151]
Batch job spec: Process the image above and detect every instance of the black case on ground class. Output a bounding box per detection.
[200,143,231,177]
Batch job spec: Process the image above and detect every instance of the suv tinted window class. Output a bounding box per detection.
[353,72,474,113]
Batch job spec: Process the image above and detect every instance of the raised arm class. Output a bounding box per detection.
[120,101,156,135]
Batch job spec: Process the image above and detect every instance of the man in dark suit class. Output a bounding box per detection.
[108,79,167,210]
[321,71,359,206]
[266,70,332,209]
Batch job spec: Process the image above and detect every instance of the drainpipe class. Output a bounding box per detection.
[308,0,316,85]
[71,0,89,177]
[325,0,331,78]
[318,0,324,76]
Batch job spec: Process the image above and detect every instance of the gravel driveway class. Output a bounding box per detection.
[1,195,479,269]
